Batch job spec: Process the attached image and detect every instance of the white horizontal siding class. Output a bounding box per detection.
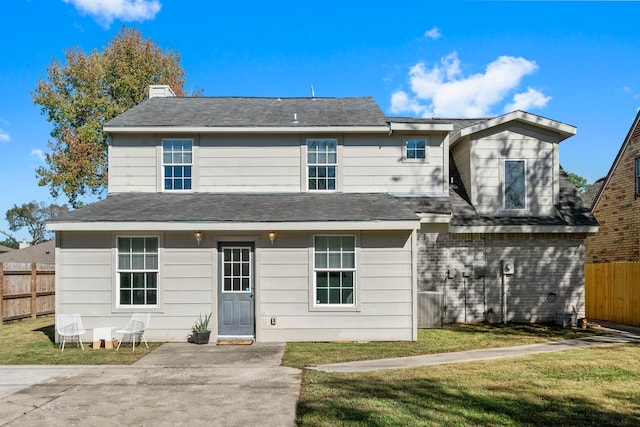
[108,136,158,192]
[256,230,414,342]
[57,228,415,342]
[198,135,301,192]
[342,134,445,194]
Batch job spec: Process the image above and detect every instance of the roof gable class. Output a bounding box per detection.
[591,110,640,210]
[450,110,576,145]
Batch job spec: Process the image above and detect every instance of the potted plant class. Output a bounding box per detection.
[189,313,212,344]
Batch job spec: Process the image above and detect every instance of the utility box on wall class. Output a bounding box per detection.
[502,259,515,276]
[418,291,443,328]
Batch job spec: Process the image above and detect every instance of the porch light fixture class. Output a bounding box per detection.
[194,231,203,246]
[268,231,277,245]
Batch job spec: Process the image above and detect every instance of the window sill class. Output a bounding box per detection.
[309,304,360,312]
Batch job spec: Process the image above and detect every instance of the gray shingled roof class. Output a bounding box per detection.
[0,240,55,264]
[398,196,451,216]
[106,97,388,128]
[581,177,605,211]
[0,244,14,254]
[387,116,489,134]
[448,166,598,228]
[51,193,421,223]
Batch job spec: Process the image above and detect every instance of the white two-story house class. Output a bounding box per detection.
[49,86,597,342]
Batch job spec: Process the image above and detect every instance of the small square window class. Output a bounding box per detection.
[405,138,427,160]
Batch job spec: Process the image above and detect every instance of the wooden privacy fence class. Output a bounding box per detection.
[585,262,640,326]
[0,262,55,324]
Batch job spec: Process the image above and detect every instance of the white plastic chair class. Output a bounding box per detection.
[116,313,151,351]
[56,314,87,352]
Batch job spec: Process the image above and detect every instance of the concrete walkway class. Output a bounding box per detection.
[0,342,300,427]
[311,328,640,373]
[1,324,638,426]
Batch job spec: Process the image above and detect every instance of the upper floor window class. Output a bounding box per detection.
[404,137,427,160]
[313,235,355,306]
[307,139,337,191]
[117,237,158,306]
[504,160,526,210]
[636,158,640,196]
[163,139,192,191]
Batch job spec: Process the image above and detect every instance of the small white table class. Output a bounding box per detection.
[93,327,117,349]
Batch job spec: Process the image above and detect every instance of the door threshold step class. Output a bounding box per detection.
[217,339,254,345]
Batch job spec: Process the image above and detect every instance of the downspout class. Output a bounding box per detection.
[501,274,507,324]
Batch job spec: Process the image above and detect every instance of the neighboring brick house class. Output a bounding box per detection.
[48,87,597,342]
[586,111,640,263]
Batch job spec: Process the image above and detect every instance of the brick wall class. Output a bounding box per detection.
[418,233,586,323]
[586,134,640,263]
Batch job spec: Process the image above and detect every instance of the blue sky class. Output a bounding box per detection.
[1,0,640,241]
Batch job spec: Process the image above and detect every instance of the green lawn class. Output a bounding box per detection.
[283,323,639,426]
[0,317,159,364]
[296,344,640,426]
[283,323,607,368]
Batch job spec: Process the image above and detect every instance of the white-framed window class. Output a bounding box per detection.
[117,237,159,306]
[636,158,640,196]
[163,138,193,191]
[504,159,527,210]
[313,235,355,306]
[307,138,337,191]
[404,137,427,160]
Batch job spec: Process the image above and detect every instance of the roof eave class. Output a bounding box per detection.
[104,125,391,134]
[388,123,453,132]
[47,220,420,232]
[449,224,598,234]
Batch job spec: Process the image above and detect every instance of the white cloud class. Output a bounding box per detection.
[504,88,551,112]
[63,0,161,28]
[390,91,430,117]
[390,51,547,118]
[424,27,441,40]
[30,149,46,162]
[0,128,9,142]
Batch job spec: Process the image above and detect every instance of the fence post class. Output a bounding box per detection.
[0,262,3,324]
[31,263,37,319]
